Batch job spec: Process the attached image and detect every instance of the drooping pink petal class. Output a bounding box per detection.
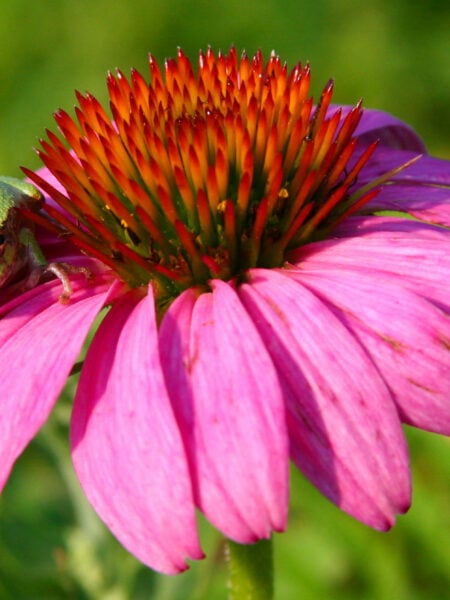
[159,281,289,543]
[291,265,450,434]
[291,216,450,311]
[71,288,202,575]
[240,268,411,530]
[0,272,116,491]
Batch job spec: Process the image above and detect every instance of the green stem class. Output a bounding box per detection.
[226,538,274,600]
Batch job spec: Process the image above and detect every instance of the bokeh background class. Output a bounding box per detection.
[1,0,449,598]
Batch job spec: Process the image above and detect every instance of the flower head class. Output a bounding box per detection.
[26,48,393,309]
[1,48,450,574]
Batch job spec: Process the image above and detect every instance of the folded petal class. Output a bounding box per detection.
[361,145,450,225]
[291,216,450,311]
[396,153,450,186]
[293,266,450,434]
[358,150,450,187]
[369,183,450,227]
[0,273,115,491]
[159,281,289,543]
[71,288,202,574]
[240,269,411,530]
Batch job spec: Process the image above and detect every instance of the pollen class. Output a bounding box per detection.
[24,47,385,304]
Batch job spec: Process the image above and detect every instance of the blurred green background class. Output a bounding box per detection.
[1,0,449,598]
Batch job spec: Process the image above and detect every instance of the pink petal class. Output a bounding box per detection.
[291,216,450,311]
[0,274,115,491]
[159,281,289,543]
[240,269,411,530]
[292,266,450,434]
[30,166,68,199]
[0,257,108,325]
[71,288,202,574]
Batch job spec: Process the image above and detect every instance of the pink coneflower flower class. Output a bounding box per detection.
[1,47,450,575]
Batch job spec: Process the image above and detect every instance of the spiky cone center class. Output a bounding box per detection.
[25,47,381,307]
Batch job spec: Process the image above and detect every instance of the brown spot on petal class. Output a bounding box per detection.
[380,335,405,351]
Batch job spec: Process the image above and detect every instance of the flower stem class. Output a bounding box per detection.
[225,538,274,600]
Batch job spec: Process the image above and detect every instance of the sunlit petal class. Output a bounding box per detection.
[71,288,202,574]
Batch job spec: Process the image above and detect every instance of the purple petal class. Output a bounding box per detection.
[355,108,426,152]
[159,281,289,543]
[369,183,450,227]
[330,106,425,152]
[240,269,411,530]
[0,274,115,491]
[360,150,450,225]
[357,149,450,188]
[71,288,202,574]
[292,266,450,434]
[290,216,450,311]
